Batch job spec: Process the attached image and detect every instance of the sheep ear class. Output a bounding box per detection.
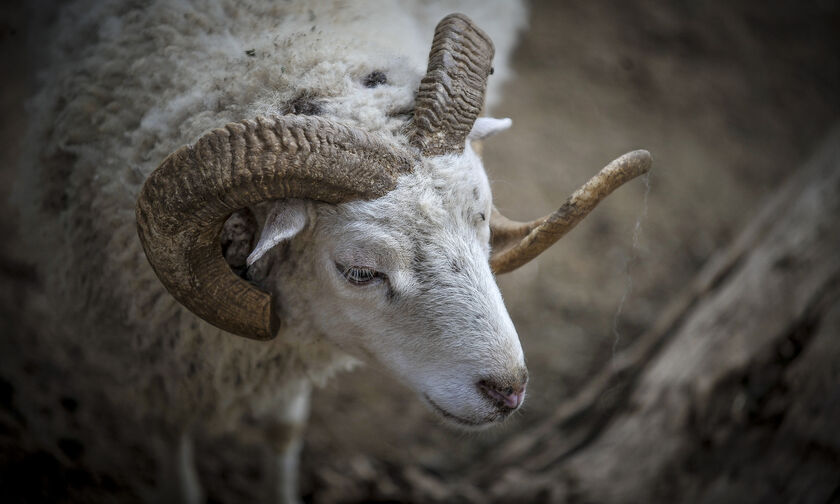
[468,117,512,140]
[247,199,308,267]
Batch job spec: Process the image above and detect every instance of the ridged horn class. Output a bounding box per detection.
[136,115,414,340]
[412,13,495,156]
[490,150,652,274]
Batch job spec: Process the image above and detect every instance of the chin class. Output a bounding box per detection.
[423,393,505,430]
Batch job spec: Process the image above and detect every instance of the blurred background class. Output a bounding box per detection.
[2,0,839,502]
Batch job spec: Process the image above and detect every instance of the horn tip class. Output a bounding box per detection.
[251,294,280,341]
[621,149,653,176]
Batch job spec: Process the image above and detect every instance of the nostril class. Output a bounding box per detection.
[477,379,526,410]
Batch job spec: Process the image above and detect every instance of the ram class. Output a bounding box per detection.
[10,0,649,502]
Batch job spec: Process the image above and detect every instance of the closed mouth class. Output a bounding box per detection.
[423,394,497,427]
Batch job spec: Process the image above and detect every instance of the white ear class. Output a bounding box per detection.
[246,199,307,267]
[468,117,512,140]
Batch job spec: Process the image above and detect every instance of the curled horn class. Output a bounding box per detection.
[136,115,414,340]
[490,150,652,274]
[412,13,495,156]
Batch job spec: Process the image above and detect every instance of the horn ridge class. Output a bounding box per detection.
[412,13,495,156]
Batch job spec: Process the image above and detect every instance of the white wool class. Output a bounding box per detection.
[12,0,527,495]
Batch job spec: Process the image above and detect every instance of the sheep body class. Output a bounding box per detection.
[11,0,525,498]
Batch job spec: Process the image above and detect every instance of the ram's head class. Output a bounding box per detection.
[136,14,650,428]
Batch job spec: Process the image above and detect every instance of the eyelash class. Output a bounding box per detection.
[335,263,385,286]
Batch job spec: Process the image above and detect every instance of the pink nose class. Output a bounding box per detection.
[477,377,527,410]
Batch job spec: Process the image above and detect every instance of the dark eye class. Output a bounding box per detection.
[335,263,384,286]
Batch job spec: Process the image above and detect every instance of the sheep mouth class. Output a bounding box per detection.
[423,394,499,428]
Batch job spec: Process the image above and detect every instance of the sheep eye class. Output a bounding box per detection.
[335,263,383,286]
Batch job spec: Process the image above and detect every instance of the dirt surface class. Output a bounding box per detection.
[1,0,839,502]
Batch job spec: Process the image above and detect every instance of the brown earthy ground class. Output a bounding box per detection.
[1,0,838,502]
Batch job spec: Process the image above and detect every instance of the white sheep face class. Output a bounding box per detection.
[251,123,527,428]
